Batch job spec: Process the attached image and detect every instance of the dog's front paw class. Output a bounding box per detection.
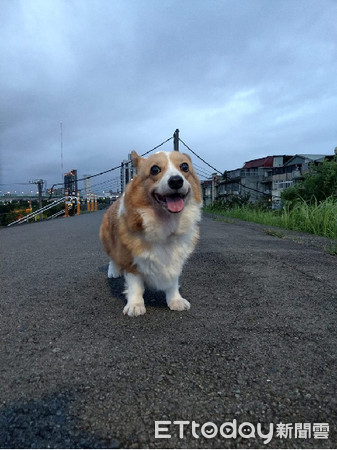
[123,303,146,317]
[168,297,191,311]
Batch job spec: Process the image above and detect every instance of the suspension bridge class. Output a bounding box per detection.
[3,129,279,228]
[2,130,217,227]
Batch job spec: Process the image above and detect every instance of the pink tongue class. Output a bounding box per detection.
[166,196,185,213]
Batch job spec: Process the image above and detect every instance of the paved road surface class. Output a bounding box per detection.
[1,211,336,448]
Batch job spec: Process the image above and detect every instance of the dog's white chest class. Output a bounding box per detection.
[134,233,195,290]
[133,201,201,290]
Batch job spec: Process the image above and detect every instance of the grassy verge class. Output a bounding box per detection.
[204,197,337,239]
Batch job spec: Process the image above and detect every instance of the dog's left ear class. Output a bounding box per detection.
[131,151,144,170]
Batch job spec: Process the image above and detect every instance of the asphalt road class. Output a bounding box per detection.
[1,211,336,449]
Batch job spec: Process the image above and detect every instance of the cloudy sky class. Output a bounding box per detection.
[1,0,337,194]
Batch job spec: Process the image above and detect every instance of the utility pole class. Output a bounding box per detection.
[37,180,43,213]
[60,121,64,182]
[173,129,179,151]
[29,179,44,220]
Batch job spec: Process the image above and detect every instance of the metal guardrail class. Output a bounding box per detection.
[6,193,99,227]
[47,209,66,220]
[7,197,76,227]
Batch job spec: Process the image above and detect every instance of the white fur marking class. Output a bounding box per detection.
[123,273,146,317]
[168,297,191,311]
[118,193,125,218]
[165,277,191,311]
[108,260,121,278]
[154,153,189,199]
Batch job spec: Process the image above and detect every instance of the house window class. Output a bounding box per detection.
[274,180,294,189]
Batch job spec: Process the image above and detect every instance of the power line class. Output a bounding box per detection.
[195,171,212,180]
[49,136,174,197]
[179,138,223,174]
[193,162,213,175]
[14,131,280,202]
[88,176,120,191]
[64,136,173,186]
[179,137,281,200]
[194,166,213,179]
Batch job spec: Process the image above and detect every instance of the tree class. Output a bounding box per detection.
[281,158,337,204]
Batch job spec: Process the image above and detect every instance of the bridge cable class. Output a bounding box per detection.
[49,136,173,198]
[179,137,281,200]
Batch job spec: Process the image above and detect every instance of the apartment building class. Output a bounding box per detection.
[202,153,331,207]
[272,154,330,206]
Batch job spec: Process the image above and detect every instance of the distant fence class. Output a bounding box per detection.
[6,192,99,227]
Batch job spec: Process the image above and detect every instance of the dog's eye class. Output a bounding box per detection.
[180,162,189,173]
[150,165,161,176]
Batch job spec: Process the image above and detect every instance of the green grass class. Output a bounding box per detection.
[204,197,337,239]
[325,243,337,256]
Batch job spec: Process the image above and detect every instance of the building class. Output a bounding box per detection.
[120,155,135,193]
[201,180,213,206]
[215,155,292,205]
[64,169,78,195]
[242,156,286,202]
[272,154,331,206]
[202,153,332,208]
[83,174,92,198]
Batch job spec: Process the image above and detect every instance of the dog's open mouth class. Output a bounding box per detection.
[153,193,187,213]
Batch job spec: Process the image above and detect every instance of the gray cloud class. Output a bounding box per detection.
[1,0,337,193]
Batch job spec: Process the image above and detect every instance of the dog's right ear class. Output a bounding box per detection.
[131,150,145,170]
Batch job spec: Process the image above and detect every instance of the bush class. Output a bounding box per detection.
[209,193,251,210]
[281,158,337,205]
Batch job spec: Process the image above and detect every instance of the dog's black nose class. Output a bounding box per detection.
[168,175,184,190]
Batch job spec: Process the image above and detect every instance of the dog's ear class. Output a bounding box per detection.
[131,151,144,170]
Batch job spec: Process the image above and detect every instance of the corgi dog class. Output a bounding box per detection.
[99,150,202,316]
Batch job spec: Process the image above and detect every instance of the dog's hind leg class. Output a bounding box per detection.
[108,260,121,278]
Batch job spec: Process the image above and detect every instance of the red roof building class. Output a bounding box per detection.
[242,156,274,169]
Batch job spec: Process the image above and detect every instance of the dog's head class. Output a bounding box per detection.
[131,150,201,214]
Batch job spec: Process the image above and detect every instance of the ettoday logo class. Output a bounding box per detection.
[155,420,329,444]
[155,420,274,444]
